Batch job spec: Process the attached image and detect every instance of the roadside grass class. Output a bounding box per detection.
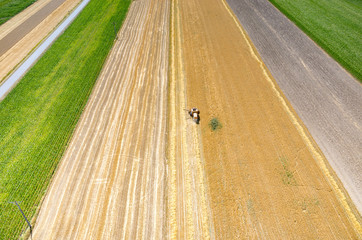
[0,0,37,25]
[269,0,362,81]
[0,0,131,238]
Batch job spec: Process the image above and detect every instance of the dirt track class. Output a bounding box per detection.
[32,0,170,238]
[177,0,360,238]
[0,0,81,83]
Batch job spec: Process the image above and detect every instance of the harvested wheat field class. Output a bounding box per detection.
[32,0,170,238]
[174,0,361,238]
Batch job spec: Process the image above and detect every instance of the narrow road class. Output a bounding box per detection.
[0,0,82,83]
[32,0,170,238]
[226,0,362,214]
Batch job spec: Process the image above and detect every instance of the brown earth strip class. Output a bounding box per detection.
[176,0,360,238]
[31,0,170,238]
[0,0,82,83]
[0,0,52,38]
[226,0,362,215]
[0,0,66,56]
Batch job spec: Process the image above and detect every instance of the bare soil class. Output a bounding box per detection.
[177,0,360,238]
[0,0,82,83]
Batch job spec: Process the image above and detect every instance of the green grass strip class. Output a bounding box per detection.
[0,0,131,238]
[268,0,362,82]
[0,0,38,26]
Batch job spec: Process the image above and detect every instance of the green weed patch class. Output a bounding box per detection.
[0,0,131,238]
[209,118,222,131]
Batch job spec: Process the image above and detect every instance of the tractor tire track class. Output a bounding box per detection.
[167,0,215,239]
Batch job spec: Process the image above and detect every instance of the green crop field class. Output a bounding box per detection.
[269,0,362,81]
[0,0,131,238]
[0,0,37,25]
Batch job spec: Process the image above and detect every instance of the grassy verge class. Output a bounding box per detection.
[268,0,362,81]
[0,0,131,238]
[0,0,37,25]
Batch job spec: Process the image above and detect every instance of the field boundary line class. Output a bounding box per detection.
[221,0,361,235]
[167,0,178,238]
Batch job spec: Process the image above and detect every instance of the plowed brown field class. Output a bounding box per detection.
[175,0,360,238]
[0,0,81,83]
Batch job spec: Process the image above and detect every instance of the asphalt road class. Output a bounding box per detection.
[226,0,362,214]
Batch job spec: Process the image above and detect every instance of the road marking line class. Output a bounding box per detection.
[221,0,361,235]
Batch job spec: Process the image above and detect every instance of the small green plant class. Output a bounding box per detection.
[209,118,222,131]
[279,157,297,185]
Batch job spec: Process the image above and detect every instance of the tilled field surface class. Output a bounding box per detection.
[226,0,362,217]
[177,0,360,238]
[32,0,170,238]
